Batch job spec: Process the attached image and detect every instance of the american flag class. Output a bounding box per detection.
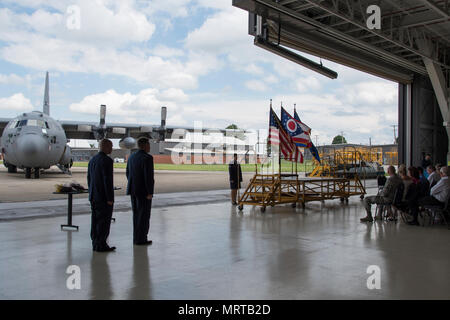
[269,107,302,162]
[269,107,281,146]
[284,146,304,163]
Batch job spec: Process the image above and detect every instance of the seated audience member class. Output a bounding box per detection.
[421,153,432,178]
[427,165,441,188]
[436,163,443,175]
[417,166,430,197]
[407,166,450,226]
[360,166,402,222]
[398,164,413,201]
[404,166,429,221]
[418,166,427,182]
[407,166,420,184]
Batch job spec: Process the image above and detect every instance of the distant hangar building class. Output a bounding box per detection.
[71,135,261,164]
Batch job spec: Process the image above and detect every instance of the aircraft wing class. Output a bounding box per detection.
[59,120,162,140]
[0,118,12,138]
[60,120,248,141]
[166,126,249,135]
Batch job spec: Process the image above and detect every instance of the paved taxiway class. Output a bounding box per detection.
[1,194,449,299]
[0,166,255,203]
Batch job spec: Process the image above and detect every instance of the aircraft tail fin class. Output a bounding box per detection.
[43,71,49,115]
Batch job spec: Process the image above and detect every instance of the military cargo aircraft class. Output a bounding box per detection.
[0,72,247,179]
[0,72,169,179]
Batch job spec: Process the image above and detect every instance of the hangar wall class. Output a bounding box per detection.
[399,74,448,167]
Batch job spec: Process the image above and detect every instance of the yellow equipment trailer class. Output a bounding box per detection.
[237,132,367,212]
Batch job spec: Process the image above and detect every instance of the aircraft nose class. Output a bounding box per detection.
[17,134,48,166]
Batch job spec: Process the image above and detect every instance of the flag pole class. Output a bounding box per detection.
[270,99,274,177]
[279,101,282,178]
[293,103,296,175]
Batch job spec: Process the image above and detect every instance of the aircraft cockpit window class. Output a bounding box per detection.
[7,120,18,129]
[18,119,48,128]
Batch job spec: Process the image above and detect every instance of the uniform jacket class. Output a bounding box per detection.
[87,152,114,203]
[229,161,242,182]
[126,150,155,197]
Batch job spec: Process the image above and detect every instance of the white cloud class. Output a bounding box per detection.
[185,7,248,54]
[342,81,397,106]
[159,88,189,102]
[0,2,226,90]
[264,74,279,84]
[142,0,191,18]
[68,88,183,120]
[0,1,155,47]
[245,80,269,92]
[0,73,30,85]
[0,0,399,146]
[0,93,34,111]
[241,64,264,76]
[295,76,321,93]
[151,45,185,58]
[194,0,231,10]
[1,35,202,89]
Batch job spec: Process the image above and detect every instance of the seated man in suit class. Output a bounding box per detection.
[408,166,450,225]
[360,165,402,222]
[427,165,441,188]
[87,139,115,252]
[126,137,155,245]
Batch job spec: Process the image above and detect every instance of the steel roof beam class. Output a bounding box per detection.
[301,0,449,69]
[243,0,428,73]
[418,0,450,19]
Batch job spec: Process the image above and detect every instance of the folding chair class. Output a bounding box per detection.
[374,185,387,219]
[391,183,406,223]
[421,197,450,229]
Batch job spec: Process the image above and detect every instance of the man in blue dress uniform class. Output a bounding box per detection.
[87,139,115,252]
[126,137,155,245]
[229,153,243,205]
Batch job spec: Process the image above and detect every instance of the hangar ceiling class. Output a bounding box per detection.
[232,0,450,85]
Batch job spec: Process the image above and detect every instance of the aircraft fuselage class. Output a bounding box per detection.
[1,111,71,175]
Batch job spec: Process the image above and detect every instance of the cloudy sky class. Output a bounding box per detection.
[0,0,398,146]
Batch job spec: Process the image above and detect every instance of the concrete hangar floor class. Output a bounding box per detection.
[0,176,449,299]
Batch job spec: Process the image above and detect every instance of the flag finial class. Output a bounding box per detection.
[270,99,272,108]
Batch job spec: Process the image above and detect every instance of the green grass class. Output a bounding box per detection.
[5,159,450,171]
[72,161,316,173]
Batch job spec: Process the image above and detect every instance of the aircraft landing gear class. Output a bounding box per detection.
[25,168,31,179]
[34,168,40,179]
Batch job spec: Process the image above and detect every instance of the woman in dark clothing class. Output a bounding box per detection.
[417,166,430,197]
[229,154,243,205]
[405,166,430,225]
